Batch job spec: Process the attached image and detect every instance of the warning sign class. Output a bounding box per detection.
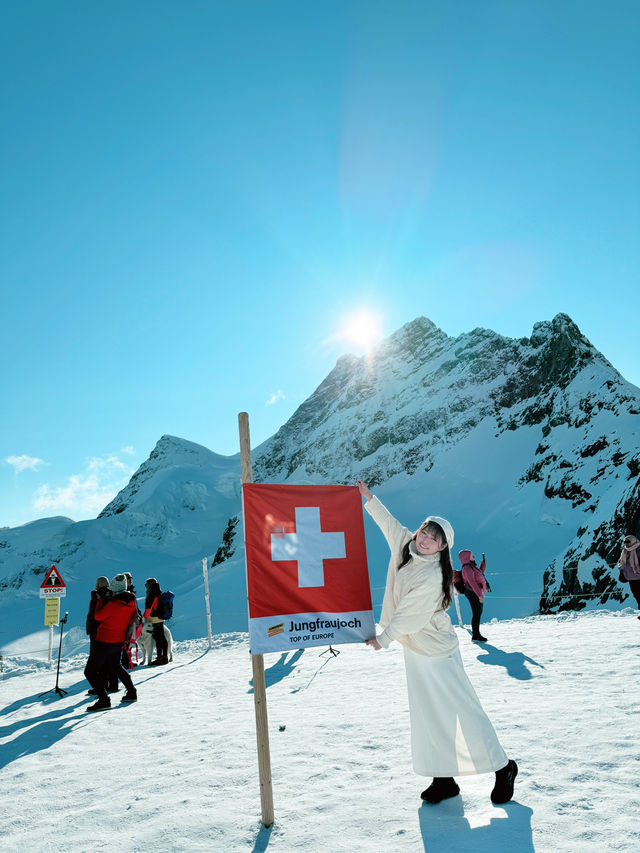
[40,565,66,598]
[44,597,60,626]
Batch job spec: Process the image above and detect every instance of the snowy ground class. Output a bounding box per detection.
[1,609,638,852]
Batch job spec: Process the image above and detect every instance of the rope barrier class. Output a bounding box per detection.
[0,647,56,657]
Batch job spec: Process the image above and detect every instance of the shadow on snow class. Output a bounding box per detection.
[419,798,535,852]
[470,638,544,681]
[247,649,304,693]
[0,679,104,770]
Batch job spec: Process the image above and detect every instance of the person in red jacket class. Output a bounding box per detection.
[453,550,488,643]
[84,573,138,711]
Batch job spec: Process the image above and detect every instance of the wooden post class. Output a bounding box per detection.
[48,624,53,661]
[238,411,274,828]
[202,557,213,649]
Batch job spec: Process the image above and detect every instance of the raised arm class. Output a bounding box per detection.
[356,480,373,501]
[360,485,411,555]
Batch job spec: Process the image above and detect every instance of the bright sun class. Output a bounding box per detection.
[339,309,383,354]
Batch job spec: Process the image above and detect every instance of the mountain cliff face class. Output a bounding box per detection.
[253,313,640,615]
[1,314,639,647]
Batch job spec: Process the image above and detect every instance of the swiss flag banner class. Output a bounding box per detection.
[243,483,375,653]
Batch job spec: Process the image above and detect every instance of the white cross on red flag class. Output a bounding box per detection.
[243,483,375,653]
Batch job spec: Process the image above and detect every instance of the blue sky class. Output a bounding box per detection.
[2,0,638,528]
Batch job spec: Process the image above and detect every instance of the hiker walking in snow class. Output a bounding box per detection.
[454,550,488,642]
[617,534,640,617]
[84,573,138,710]
[144,577,169,666]
[357,480,518,805]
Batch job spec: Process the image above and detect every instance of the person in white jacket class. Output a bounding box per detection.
[357,480,518,805]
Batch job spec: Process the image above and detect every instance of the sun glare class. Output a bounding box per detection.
[339,309,383,354]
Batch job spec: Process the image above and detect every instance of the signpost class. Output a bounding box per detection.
[40,565,67,598]
[40,565,66,661]
[44,597,60,627]
[38,565,69,697]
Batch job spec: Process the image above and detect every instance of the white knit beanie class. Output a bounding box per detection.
[424,516,454,550]
[110,573,128,595]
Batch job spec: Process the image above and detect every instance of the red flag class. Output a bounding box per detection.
[243,484,374,652]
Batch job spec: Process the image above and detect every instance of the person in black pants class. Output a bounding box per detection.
[144,577,168,666]
[85,576,118,694]
[453,550,488,642]
[84,573,138,710]
[618,534,640,618]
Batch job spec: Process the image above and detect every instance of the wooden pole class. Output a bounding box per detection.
[202,557,213,649]
[238,411,274,828]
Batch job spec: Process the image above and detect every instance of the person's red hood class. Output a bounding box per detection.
[458,549,474,565]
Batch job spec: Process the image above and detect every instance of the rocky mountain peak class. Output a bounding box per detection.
[98,434,228,519]
[381,316,449,362]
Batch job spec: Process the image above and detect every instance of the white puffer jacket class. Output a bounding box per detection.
[365,496,459,659]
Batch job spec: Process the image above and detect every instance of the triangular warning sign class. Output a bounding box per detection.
[40,565,66,589]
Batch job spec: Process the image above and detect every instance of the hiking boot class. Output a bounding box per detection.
[86,697,111,713]
[149,656,168,666]
[107,686,120,693]
[421,777,460,804]
[491,759,518,804]
[472,634,488,642]
[87,688,98,695]
[121,691,137,703]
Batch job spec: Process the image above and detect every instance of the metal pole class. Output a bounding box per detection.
[203,557,213,650]
[239,411,274,828]
[39,611,68,698]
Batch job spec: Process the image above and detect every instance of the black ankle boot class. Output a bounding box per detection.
[491,759,518,804]
[421,777,460,804]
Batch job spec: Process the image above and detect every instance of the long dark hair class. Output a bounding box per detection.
[398,520,453,610]
[145,577,161,610]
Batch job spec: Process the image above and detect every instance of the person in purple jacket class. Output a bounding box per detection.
[454,550,488,642]
[617,534,640,618]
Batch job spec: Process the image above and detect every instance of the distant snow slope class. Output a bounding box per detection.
[0,436,243,647]
[1,610,638,852]
[1,314,639,652]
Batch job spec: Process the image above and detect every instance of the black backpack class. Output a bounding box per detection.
[157,591,175,620]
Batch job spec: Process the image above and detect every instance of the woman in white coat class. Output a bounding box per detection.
[358,480,518,804]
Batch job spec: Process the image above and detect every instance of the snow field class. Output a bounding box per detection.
[1,610,639,852]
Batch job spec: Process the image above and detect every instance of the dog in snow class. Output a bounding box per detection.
[138,620,173,665]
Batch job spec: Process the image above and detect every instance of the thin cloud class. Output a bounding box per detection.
[265,390,285,406]
[6,454,47,473]
[32,453,135,519]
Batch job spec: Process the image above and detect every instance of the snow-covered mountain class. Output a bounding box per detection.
[1,313,639,650]
[253,313,640,617]
[0,436,244,646]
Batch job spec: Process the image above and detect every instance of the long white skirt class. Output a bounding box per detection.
[403,646,508,777]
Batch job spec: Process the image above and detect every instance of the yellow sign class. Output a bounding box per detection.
[44,597,60,627]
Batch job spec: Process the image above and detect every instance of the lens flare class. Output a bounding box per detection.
[339,309,383,354]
